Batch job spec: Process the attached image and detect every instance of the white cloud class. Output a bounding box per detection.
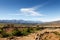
[8,14,22,15]
[47,18,60,22]
[39,18,60,22]
[8,5,44,16]
[20,6,44,16]
[8,5,46,21]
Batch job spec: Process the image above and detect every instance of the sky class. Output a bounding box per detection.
[0,0,60,22]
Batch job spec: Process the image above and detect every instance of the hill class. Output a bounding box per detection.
[39,20,60,27]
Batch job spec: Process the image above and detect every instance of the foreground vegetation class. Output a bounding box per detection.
[0,23,59,38]
[0,24,41,38]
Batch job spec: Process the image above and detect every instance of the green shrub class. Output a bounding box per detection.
[0,29,2,33]
[36,27,44,30]
[0,29,10,38]
[27,28,34,33]
[1,32,9,38]
[21,31,29,36]
[12,29,22,36]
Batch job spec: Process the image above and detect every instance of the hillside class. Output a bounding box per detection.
[39,20,60,27]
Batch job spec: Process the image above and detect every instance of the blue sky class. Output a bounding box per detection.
[0,0,60,22]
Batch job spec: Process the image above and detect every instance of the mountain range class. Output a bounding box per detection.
[0,20,43,24]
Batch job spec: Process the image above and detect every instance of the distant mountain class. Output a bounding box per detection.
[39,20,60,27]
[45,20,60,24]
[0,20,43,24]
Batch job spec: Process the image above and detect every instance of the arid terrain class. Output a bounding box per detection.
[0,22,60,40]
[0,28,60,40]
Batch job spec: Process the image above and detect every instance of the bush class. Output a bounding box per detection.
[1,31,10,38]
[0,29,10,38]
[0,27,37,37]
[27,28,35,33]
[12,28,33,36]
[21,31,29,36]
[12,29,22,36]
[2,33,9,38]
[0,29,2,33]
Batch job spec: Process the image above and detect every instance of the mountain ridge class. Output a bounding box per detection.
[0,20,43,24]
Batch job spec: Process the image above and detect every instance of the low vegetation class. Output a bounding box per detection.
[39,32,60,40]
[0,29,10,38]
[0,24,41,38]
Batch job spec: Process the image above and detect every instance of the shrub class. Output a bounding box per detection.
[1,31,10,38]
[21,31,29,36]
[27,28,34,33]
[0,29,2,33]
[0,29,10,38]
[12,29,22,36]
